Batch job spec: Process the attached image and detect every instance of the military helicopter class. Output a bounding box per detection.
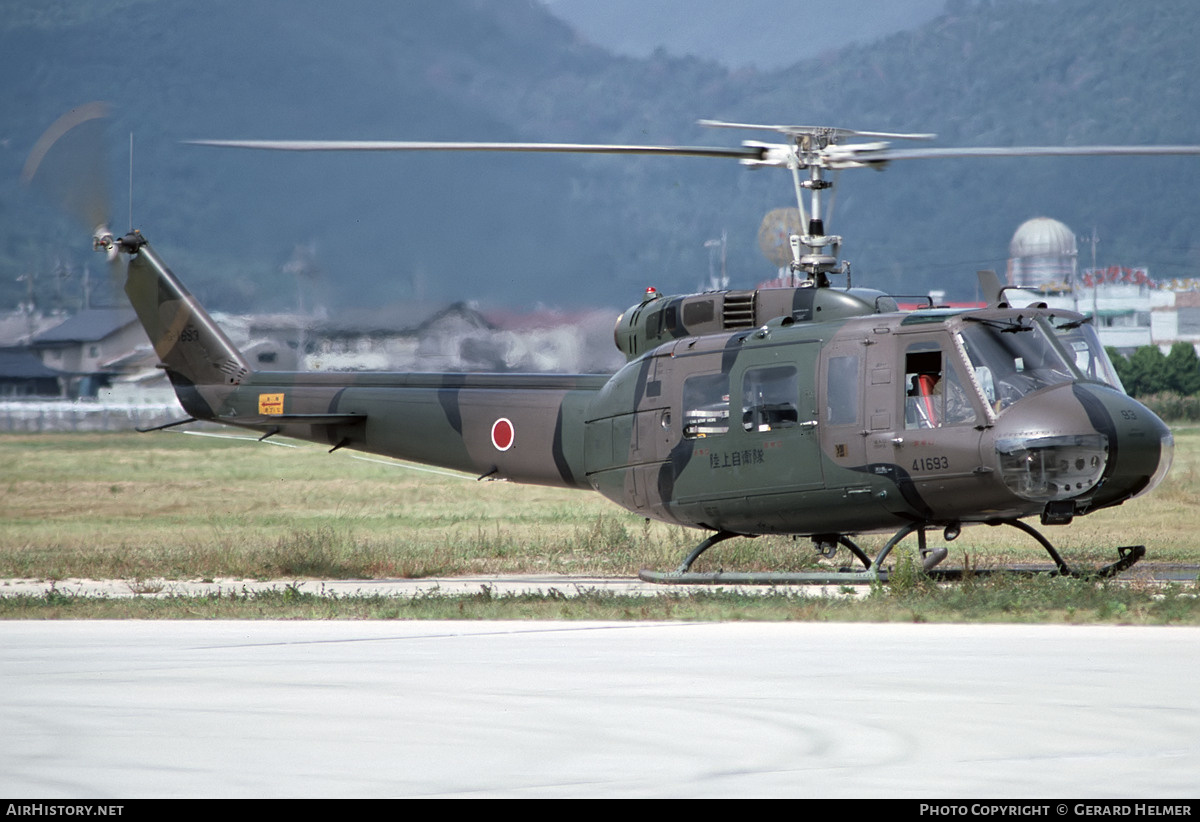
[29,106,1195,582]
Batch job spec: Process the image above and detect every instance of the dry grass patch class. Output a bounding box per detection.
[2,428,1198,581]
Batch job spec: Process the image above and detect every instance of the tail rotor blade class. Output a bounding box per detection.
[22,101,114,237]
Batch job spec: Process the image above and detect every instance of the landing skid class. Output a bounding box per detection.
[638,520,1145,585]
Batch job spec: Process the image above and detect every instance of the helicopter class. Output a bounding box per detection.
[28,107,1194,582]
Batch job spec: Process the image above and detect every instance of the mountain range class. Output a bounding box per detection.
[547,0,949,69]
[2,0,1198,314]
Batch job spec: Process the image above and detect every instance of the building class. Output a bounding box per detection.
[0,349,64,397]
[29,308,144,398]
[1002,218,1199,356]
[1007,217,1077,290]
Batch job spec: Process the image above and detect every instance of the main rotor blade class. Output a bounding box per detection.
[698,119,937,142]
[876,144,1200,161]
[185,134,1200,173]
[186,138,766,161]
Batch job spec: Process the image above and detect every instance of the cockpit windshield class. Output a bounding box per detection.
[1049,318,1127,393]
[957,318,1078,412]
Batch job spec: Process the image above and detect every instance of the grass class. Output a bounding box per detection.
[1,428,1198,620]
[3,574,1197,623]
[0,430,841,579]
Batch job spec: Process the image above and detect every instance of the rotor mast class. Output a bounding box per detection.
[787,131,843,287]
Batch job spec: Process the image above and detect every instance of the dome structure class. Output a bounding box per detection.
[1008,217,1077,289]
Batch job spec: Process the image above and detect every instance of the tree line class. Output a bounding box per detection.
[1107,343,1200,422]
[1107,344,1200,397]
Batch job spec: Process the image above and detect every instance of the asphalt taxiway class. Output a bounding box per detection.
[3,620,1198,797]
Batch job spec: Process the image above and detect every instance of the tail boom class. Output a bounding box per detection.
[229,371,605,487]
[114,233,602,488]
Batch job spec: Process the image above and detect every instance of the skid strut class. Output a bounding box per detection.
[671,530,742,575]
[638,519,1145,584]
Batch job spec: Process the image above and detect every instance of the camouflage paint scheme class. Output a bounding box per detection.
[122,233,1173,545]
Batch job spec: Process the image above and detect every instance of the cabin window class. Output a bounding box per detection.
[742,365,799,432]
[904,342,976,428]
[826,354,860,425]
[682,372,730,438]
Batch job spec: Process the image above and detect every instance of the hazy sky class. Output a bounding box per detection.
[546,0,950,69]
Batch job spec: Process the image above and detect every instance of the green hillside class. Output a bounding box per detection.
[1,0,1197,313]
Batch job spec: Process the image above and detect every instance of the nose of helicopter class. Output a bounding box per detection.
[990,382,1173,513]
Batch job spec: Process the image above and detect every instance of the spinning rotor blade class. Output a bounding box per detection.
[186,138,765,162]
[23,102,132,306]
[696,121,1200,168]
[866,144,1200,162]
[22,101,114,235]
[185,121,1200,286]
[188,131,1200,173]
[802,142,1200,171]
[697,119,937,142]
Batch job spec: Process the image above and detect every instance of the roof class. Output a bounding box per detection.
[0,348,63,379]
[1010,217,1077,258]
[0,312,63,347]
[34,308,137,345]
[313,302,494,337]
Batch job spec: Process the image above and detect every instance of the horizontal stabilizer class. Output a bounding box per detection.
[220,412,367,426]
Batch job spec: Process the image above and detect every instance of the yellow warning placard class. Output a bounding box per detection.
[258,393,284,415]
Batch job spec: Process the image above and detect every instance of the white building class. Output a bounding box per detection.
[1007,217,1077,290]
[1004,217,1199,355]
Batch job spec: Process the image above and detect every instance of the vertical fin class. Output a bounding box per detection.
[977,269,1006,308]
[118,232,250,387]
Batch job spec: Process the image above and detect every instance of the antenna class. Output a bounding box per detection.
[128,131,134,231]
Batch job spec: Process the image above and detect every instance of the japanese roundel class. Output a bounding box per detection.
[491,417,514,451]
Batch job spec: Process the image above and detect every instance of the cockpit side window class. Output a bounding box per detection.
[1051,321,1127,393]
[959,321,1076,412]
[904,341,977,429]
